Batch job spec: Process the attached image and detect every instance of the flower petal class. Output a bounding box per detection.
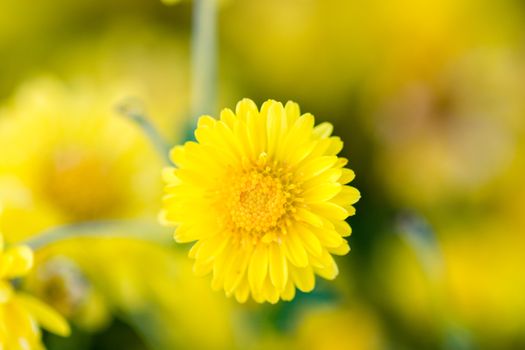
[290,266,315,293]
[248,243,268,292]
[302,183,342,203]
[16,293,71,337]
[283,232,308,268]
[269,243,288,292]
[3,245,33,278]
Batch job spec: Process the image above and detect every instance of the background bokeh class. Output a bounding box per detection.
[1,0,524,349]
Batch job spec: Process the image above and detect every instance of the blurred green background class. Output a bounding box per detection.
[1,0,524,349]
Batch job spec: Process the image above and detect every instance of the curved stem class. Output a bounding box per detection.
[22,219,172,251]
[117,98,172,165]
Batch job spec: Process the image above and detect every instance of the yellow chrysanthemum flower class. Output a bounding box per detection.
[0,229,70,349]
[162,99,360,303]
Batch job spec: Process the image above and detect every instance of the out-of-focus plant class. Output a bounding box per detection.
[0,217,70,349]
[0,77,166,342]
[221,0,522,114]
[371,49,525,211]
[292,305,385,350]
[29,237,236,349]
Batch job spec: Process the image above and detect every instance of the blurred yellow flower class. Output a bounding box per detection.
[0,230,70,349]
[0,77,163,242]
[162,99,360,303]
[372,49,525,209]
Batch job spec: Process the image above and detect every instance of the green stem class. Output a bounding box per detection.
[191,0,217,125]
[22,219,172,251]
[117,98,172,164]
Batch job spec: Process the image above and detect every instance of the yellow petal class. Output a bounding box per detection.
[219,108,237,128]
[302,183,342,203]
[263,277,280,304]
[308,202,348,221]
[224,245,252,294]
[192,258,213,277]
[197,115,217,128]
[296,156,338,181]
[194,125,239,166]
[283,232,308,268]
[332,220,352,237]
[310,226,344,248]
[169,145,186,166]
[174,225,202,243]
[302,168,342,188]
[0,280,13,303]
[3,245,33,278]
[312,122,333,139]
[313,252,339,280]
[16,293,71,337]
[290,266,315,293]
[286,140,317,167]
[211,245,232,291]
[269,243,288,292]
[234,278,250,303]
[235,98,258,117]
[296,224,323,257]
[188,240,201,259]
[342,204,357,216]
[0,253,14,278]
[215,121,243,160]
[246,110,265,157]
[232,116,253,160]
[284,101,300,125]
[328,242,351,256]
[195,234,229,263]
[248,243,268,292]
[332,186,361,206]
[265,101,286,158]
[339,168,356,184]
[307,138,334,158]
[295,208,323,228]
[323,137,343,156]
[281,279,296,301]
[281,114,315,159]
[3,300,38,346]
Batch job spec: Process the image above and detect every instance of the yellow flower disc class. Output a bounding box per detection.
[161,99,360,303]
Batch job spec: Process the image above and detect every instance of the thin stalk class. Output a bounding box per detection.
[22,219,172,251]
[191,0,217,125]
[117,98,172,164]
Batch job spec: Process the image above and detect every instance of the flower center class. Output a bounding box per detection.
[43,148,122,221]
[225,170,288,235]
